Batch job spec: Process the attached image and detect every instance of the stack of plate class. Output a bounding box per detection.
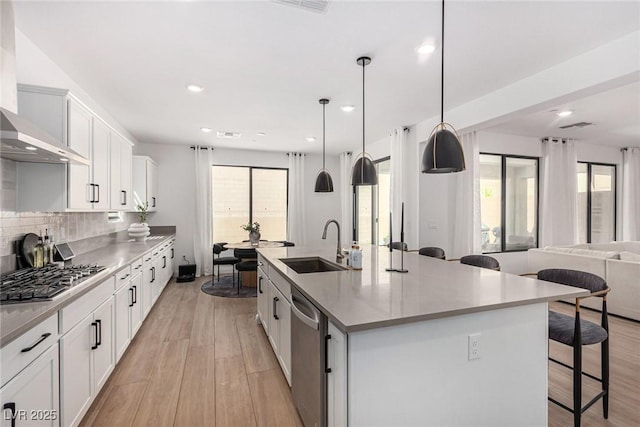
[128,223,150,242]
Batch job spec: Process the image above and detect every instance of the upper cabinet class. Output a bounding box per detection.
[132,156,158,212]
[16,84,134,212]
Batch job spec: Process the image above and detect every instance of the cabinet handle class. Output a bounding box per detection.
[20,332,51,353]
[129,288,134,307]
[145,257,152,262]
[134,265,141,270]
[171,248,174,259]
[121,190,127,206]
[258,277,263,294]
[151,267,155,282]
[88,183,95,203]
[95,184,100,203]
[258,261,264,266]
[152,196,156,207]
[162,256,167,268]
[96,319,102,346]
[273,296,279,320]
[121,273,130,280]
[3,402,16,427]
[133,285,137,304]
[91,322,99,350]
[324,334,332,373]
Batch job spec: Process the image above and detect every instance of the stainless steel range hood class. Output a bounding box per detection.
[1,107,90,165]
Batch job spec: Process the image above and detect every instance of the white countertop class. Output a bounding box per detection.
[257,245,589,332]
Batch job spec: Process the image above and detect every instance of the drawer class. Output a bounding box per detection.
[60,276,114,334]
[0,313,58,387]
[131,257,144,275]
[115,265,132,290]
[257,255,269,276]
[269,267,291,299]
[142,251,155,265]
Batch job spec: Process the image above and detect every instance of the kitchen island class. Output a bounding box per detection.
[256,245,588,427]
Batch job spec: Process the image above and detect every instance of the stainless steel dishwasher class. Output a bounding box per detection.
[290,286,328,427]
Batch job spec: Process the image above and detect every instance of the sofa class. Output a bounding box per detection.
[528,242,640,321]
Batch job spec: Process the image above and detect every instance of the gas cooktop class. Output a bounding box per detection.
[0,264,106,305]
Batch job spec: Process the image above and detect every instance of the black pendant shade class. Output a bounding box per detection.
[351,155,378,186]
[314,98,334,192]
[351,56,378,186]
[421,125,466,173]
[314,169,334,192]
[421,0,466,175]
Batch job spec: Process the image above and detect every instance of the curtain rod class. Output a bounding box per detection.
[190,146,214,150]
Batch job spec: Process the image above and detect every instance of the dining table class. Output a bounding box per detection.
[223,241,285,286]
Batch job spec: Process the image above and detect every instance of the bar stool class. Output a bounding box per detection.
[418,247,446,260]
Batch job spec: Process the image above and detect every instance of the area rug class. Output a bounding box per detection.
[201,274,257,298]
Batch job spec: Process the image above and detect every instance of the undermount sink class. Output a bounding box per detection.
[280,257,348,274]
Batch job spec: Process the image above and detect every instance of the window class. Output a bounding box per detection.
[212,166,288,244]
[577,163,616,243]
[353,157,390,245]
[480,154,539,253]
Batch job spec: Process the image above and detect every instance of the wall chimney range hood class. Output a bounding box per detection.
[0,107,90,165]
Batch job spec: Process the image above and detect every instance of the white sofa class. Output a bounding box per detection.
[528,242,640,321]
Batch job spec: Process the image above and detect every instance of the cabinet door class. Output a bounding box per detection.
[60,316,93,427]
[147,160,158,211]
[92,298,114,394]
[109,132,121,210]
[67,99,92,210]
[267,280,280,356]
[256,267,269,334]
[91,119,110,210]
[141,257,154,318]
[0,344,59,427]
[327,322,347,427]
[130,274,143,337]
[120,141,132,210]
[114,284,131,362]
[277,288,292,385]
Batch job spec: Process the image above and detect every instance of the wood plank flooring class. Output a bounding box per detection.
[81,277,639,427]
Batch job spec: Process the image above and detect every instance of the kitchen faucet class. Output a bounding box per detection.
[322,219,344,263]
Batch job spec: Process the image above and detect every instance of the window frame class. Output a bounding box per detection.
[578,161,617,243]
[211,164,289,241]
[480,152,540,254]
[352,156,390,244]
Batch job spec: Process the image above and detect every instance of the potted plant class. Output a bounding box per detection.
[241,221,261,246]
[128,202,151,242]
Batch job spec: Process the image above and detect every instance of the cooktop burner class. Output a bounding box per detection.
[0,264,106,304]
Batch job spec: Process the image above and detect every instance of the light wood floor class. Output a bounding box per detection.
[81,277,640,427]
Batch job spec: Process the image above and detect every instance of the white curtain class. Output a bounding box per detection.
[339,152,353,246]
[622,147,640,241]
[390,128,406,243]
[193,146,213,277]
[288,153,307,245]
[451,131,481,258]
[540,138,578,247]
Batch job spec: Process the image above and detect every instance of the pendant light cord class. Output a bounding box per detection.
[440,0,445,124]
[362,59,366,181]
[322,102,326,170]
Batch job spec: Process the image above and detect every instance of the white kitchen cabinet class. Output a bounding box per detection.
[132,155,158,211]
[129,272,143,337]
[60,297,114,427]
[0,344,59,427]
[267,280,291,384]
[114,269,143,361]
[256,266,269,334]
[109,131,133,211]
[15,85,114,212]
[327,321,347,427]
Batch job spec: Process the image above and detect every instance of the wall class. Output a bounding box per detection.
[134,142,341,265]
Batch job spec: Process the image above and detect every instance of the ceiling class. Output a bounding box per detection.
[13,1,640,154]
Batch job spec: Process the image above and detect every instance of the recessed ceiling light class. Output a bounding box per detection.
[60,157,69,162]
[306,137,316,142]
[25,146,37,151]
[557,110,573,117]
[186,84,204,93]
[217,131,242,139]
[416,42,436,55]
[340,105,356,113]
[200,127,213,133]
[256,132,266,136]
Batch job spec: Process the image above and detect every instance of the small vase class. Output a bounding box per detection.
[249,230,261,246]
[128,222,150,242]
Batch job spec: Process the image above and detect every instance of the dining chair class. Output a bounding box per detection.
[212,243,239,284]
[234,248,258,294]
[538,268,610,427]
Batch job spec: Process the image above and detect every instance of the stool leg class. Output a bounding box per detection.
[573,328,582,427]
[602,339,609,418]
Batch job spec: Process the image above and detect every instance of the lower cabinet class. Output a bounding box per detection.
[256,267,269,334]
[60,297,114,427]
[327,322,347,427]
[141,252,156,318]
[0,344,59,427]
[267,279,291,385]
[114,272,143,362]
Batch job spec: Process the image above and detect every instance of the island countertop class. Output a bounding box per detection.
[257,245,589,333]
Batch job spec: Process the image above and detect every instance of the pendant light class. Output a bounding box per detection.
[421,0,466,174]
[314,98,334,192]
[351,56,378,186]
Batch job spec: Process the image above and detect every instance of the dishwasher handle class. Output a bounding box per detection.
[291,293,319,330]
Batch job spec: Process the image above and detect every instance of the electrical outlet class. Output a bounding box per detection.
[468,333,481,360]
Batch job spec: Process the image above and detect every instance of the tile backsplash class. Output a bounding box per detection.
[0,211,138,273]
